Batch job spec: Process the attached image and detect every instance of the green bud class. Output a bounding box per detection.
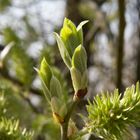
[60,18,88,58]
[54,18,88,70]
[60,26,73,56]
[39,58,52,88]
[37,57,69,123]
[35,58,52,102]
[63,18,77,33]
[60,18,79,56]
[72,45,87,74]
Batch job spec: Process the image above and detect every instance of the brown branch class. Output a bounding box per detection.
[19,93,43,114]
[116,0,126,93]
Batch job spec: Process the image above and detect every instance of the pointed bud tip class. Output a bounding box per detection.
[76,44,82,50]
[40,57,50,69]
[64,17,70,23]
[42,57,47,63]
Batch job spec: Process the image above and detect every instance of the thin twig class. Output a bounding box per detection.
[19,93,43,114]
[136,0,140,82]
[116,0,126,93]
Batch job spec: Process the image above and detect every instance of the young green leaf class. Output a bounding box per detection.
[72,45,87,74]
[63,18,77,34]
[77,20,89,44]
[60,26,73,56]
[60,19,79,56]
[54,32,71,69]
[41,79,51,103]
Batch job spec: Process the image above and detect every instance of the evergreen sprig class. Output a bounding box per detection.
[3,27,35,86]
[87,82,140,140]
[0,117,33,140]
[0,94,33,140]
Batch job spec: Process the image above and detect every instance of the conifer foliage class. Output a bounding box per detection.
[87,83,140,140]
[0,94,33,140]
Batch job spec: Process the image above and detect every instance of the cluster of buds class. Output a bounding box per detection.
[37,18,88,124]
[54,18,88,100]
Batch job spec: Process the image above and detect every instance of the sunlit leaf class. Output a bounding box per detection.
[72,45,87,73]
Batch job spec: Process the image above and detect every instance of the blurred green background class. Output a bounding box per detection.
[0,0,139,139]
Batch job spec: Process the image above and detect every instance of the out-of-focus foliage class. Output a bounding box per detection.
[0,79,35,125]
[0,0,11,11]
[0,92,33,140]
[0,93,6,116]
[3,28,35,86]
[41,119,60,139]
[32,116,60,140]
[0,117,33,140]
